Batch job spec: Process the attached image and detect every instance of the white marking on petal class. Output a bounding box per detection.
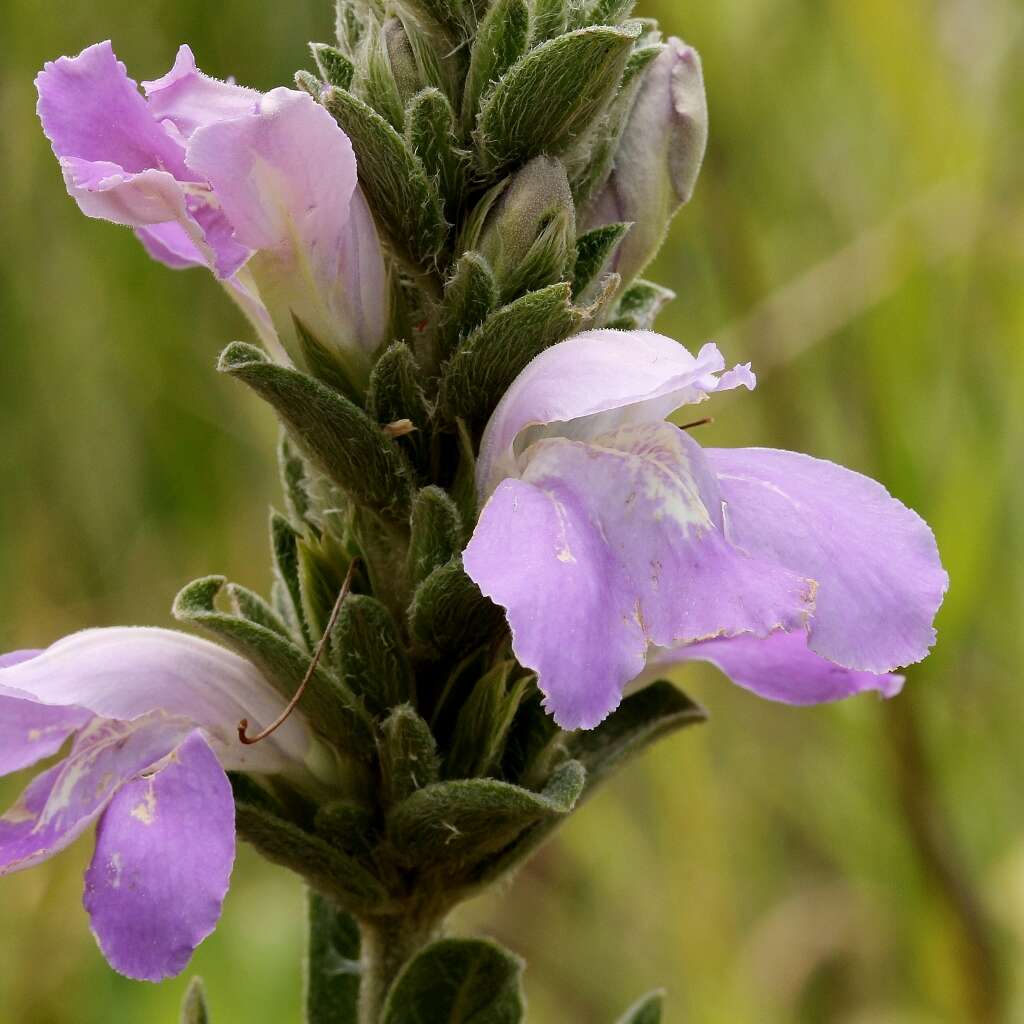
[129,787,157,826]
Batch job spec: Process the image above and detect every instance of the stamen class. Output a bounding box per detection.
[679,416,714,430]
[238,559,359,746]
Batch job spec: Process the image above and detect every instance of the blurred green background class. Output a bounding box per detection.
[2,0,1022,1021]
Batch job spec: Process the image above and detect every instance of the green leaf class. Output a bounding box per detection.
[366,341,431,476]
[446,661,532,779]
[331,594,414,714]
[367,342,430,430]
[475,25,639,173]
[449,417,479,527]
[455,179,509,255]
[500,688,562,788]
[298,532,352,640]
[616,990,665,1024]
[435,252,499,364]
[180,977,210,1024]
[278,432,317,528]
[233,785,388,912]
[568,45,661,207]
[391,0,469,41]
[382,938,525,1024]
[219,343,413,519]
[335,1,366,54]
[462,0,530,134]
[397,11,462,104]
[573,222,630,298]
[314,799,376,856]
[379,704,441,805]
[530,0,567,46]
[407,487,464,588]
[295,69,323,99]
[292,315,364,405]
[270,510,310,647]
[173,576,374,756]
[408,558,506,658]
[306,892,361,1024]
[387,759,585,865]
[438,283,583,426]
[324,88,448,271]
[610,279,676,330]
[405,88,469,222]
[471,690,701,886]
[586,0,636,25]
[226,582,292,639]
[311,42,355,90]
[355,16,407,130]
[567,680,706,795]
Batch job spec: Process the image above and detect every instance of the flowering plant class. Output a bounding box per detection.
[5,2,946,1020]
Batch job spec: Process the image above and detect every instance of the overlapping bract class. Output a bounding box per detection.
[0,633,315,980]
[464,330,948,728]
[36,41,387,388]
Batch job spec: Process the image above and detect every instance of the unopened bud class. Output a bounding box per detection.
[583,37,708,286]
[478,156,577,301]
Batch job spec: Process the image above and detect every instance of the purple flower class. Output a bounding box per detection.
[462,330,948,729]
[36,41,387,390]
[0,631,319,981]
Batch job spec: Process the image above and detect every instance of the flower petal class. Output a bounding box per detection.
[477,330,753,498]
[0,714,191,875]
[0,628,311,774]
[142,45,259,139]
[708,448,949,672]
[464,425,815,728]
[0,650,92,775]
[660,630,904,704]
[186,88,385,376]
[83,730,235,981]
[36,41,188,177]
[36,42,249,279]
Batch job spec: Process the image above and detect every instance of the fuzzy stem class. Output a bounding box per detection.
[357,912,444,1024]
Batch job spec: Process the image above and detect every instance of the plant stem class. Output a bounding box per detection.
[357,912,444,1024]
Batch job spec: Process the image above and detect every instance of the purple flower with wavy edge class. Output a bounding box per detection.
[463,330,948,729]
[0,631,323,981]
[35,41,387,390]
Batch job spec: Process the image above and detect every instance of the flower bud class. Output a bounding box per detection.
[583,38,708,286]
[383,18,423,108]
[477,155,576,302]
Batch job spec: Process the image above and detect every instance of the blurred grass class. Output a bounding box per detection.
[1,0,1022,1021]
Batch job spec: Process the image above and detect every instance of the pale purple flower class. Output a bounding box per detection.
[584,38,708,286]
[36,41,387,389]
[0,631,319,981]
[463,330,948,729]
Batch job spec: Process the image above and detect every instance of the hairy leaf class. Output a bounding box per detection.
[220,343,413,518]
[387,759,585,864]
[382,938,525,1023]
[306,892,361,1024]
[438,283,583,426]
[324,88,448,270]
[475,25,639,173]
